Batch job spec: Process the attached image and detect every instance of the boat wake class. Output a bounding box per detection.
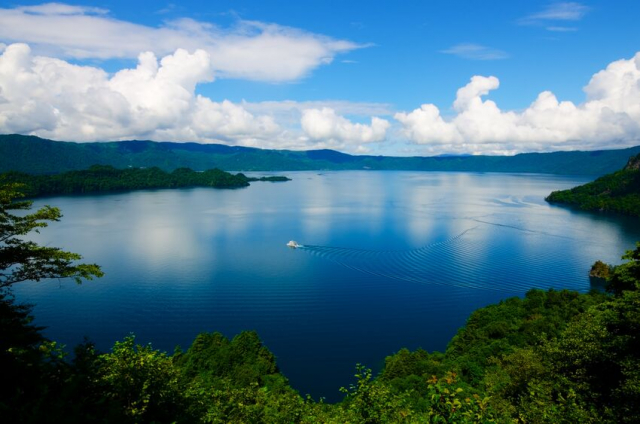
[293,226,589,294]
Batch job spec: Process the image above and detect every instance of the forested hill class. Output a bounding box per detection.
[546,153,640,217]
[2,133,640,175]
[1,165,289,197]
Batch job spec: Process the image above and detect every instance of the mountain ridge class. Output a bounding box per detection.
[2,133,640,176]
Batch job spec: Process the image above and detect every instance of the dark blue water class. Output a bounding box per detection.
[13,171,640,401]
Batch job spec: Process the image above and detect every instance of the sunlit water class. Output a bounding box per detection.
[13,171,640,400]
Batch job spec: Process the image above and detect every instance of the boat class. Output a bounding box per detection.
[287,240,300,248]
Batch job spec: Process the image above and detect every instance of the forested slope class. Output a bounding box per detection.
[1,165,289,197]
[2,133,639,175]
[546,153,640,216]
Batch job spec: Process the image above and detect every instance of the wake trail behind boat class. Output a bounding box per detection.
[290,225,588,293]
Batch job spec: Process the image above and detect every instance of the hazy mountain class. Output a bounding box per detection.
[2,134,640,176]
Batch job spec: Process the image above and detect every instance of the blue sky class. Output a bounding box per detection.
[0,1,639,155]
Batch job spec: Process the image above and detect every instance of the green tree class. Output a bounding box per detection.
[0,182,103,289]
[340,364,415,423]
[607,242,640,295]
[95,335,190,423]
[543,290,640,423]
[0,292,67,422]
[545,154,640,217]
[590,260,613,279]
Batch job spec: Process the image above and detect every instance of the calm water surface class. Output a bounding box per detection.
[14,171,640,400]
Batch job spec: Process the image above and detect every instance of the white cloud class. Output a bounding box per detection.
[16,3,108,16]
[0,43,281,143]
[301,107,390,150]
[0,3,362,82]
[177,98,281,143]
[0,43,393,153]
[243,100,394,127]
[546,26,578,32]
[526,2,590,21]
[395,52,640,155]
[520,2,590,31]
[441,43,508,61]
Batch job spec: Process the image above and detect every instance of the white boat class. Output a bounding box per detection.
[287,240,300,248]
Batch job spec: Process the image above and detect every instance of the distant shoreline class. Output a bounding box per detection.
[1,165,290,198]
[2,133,639,176]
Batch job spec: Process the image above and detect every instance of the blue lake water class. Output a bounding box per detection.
[13,171,640,401]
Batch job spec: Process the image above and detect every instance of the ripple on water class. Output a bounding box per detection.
[299,225,590,294]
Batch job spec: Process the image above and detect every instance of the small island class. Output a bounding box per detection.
[546,153,640,217]
[0,165,290,197]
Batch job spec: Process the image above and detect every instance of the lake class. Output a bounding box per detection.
[13,171,640,401]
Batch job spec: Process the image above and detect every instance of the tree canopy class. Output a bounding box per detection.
[0,182,103,289]
[546,153,640,216]
[0,165,289,198]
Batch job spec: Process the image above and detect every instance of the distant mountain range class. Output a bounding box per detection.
[2,134,640,176]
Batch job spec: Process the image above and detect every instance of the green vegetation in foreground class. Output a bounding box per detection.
[546,153,640,216]
[0,165,290,197]
[2,133,640,175]
[2,181,640,423]
[0,182,103,289]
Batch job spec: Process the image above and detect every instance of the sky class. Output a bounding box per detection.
[0,1,639,156]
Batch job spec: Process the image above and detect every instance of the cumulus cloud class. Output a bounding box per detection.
[395,52,640,155]
[244,100,394,127]
[0,43,393,153]
[441,43,508,61]
[0,3,362,82]
[301,107,390,150]
[0,43,281,143]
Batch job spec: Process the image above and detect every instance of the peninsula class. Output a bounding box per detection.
[546,154,640,217]
[1,165,290,197]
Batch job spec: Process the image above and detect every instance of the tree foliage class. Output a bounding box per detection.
[3,277,638,423]
[590,259,613,279]
[0,182,103,289]
[546,153,640,216]
[94,335,189,422]
[607,242,640,295]
[0,165,289,198]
